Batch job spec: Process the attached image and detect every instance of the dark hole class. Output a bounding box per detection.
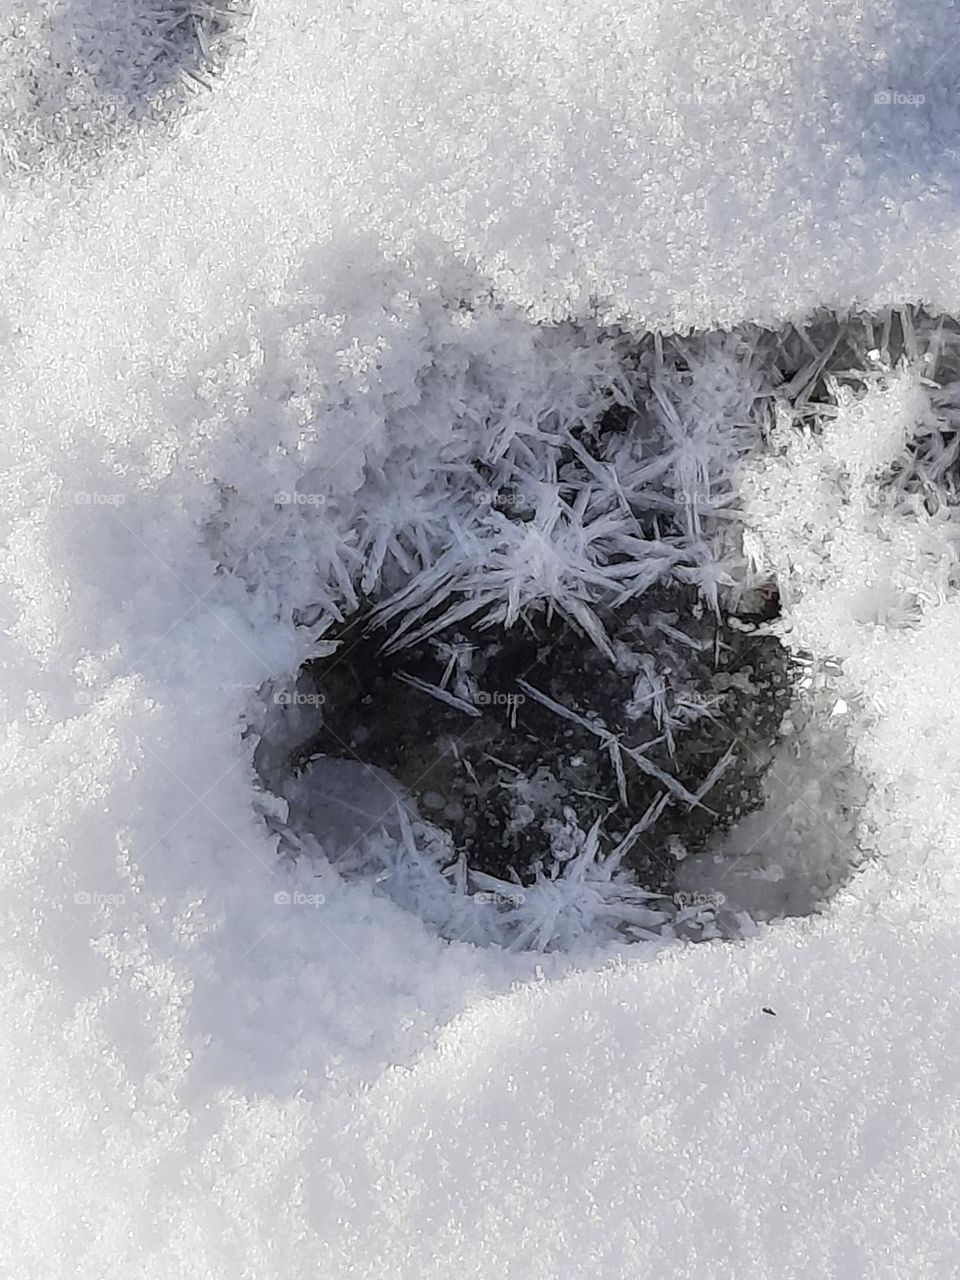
[291,585,796,894]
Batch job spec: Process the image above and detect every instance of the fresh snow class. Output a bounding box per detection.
[5,2,960,1278]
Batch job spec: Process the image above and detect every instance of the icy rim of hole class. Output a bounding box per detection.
[232,305,960,953]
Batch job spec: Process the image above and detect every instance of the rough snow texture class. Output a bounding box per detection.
[6,0,960,328]
[5,3,960,1279]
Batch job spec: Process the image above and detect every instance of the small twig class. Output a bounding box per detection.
[395,672,481,717]
[621,741,715,812]
[606,792,670,875]
[606,737,628,806]
[519,677,707,810]
[483,752,522,775]
[516,678,605,737]
[689,745,736,806]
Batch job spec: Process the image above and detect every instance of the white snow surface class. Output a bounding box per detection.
[4,2,960,1277]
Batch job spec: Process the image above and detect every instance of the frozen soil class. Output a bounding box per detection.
[291,586,796,893]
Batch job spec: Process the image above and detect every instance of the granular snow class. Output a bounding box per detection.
[5,3,960,1277]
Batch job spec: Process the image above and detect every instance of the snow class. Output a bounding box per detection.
[8,0,960,332]
[5,1,960,1277]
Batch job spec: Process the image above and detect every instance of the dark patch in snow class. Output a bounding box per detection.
[290,584,795,896]
[240,309,908,948]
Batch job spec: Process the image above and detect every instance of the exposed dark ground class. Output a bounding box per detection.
[291,585,795,892]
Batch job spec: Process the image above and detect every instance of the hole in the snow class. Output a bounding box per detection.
[235,306,915,951]
[289,588,794,894]
[256,580,858,951]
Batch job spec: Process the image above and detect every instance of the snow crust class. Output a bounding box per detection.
[6,0,960,330]
[4,2,960,1277]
